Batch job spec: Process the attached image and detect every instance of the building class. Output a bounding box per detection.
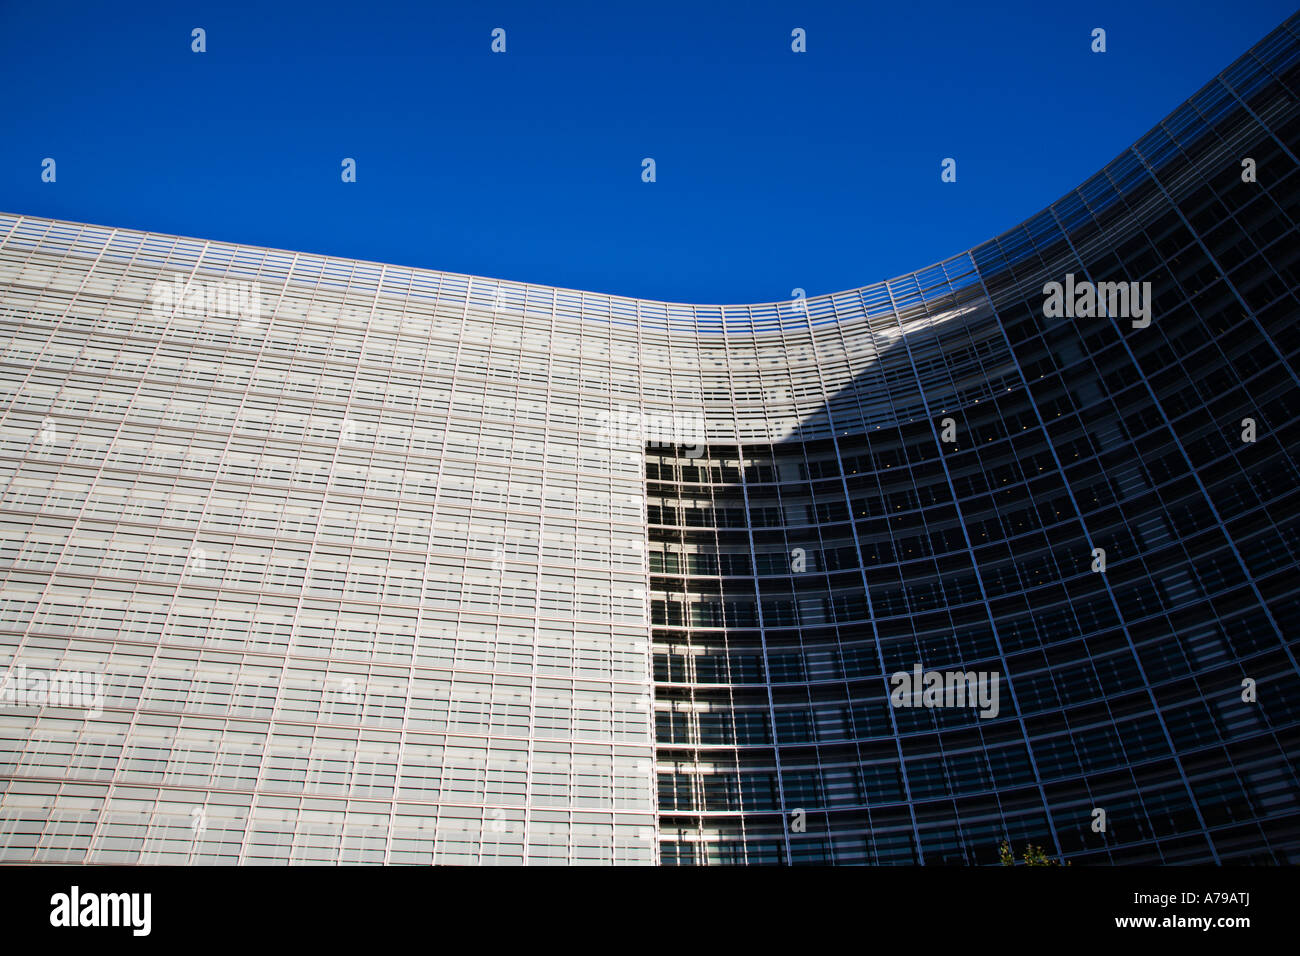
[1,14,1298,865]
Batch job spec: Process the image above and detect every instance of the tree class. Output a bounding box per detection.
[998,840,1069,865]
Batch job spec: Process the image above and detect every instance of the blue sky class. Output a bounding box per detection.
[1,1,1293,303]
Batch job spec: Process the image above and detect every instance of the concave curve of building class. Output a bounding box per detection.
[0,14,1298,865]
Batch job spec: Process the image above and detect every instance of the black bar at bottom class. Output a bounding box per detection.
[0,864,1291,945]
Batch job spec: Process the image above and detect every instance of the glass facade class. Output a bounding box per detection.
[2,14,1299,865]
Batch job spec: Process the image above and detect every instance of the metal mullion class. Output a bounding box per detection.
[979,205,1220,861]
[722,322,792,865]
[831,294,932,861]
[387,267,447,866]
[518,284,560,864]
[75,234,236,862]
[1062,166,1300,811]
[936,258,1156,863]
[786,311,870,865]
[633,296,663,866]
[235,253,376,865]
[881,274,1067,862]
[1075,165,1298,687]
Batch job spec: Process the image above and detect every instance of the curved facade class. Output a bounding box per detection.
[1,15,1298,864]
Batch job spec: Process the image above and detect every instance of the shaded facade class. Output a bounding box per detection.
[1,15,1298,864]
[651,15,1300,864]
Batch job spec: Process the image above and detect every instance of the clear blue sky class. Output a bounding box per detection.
[1,1,1293,303]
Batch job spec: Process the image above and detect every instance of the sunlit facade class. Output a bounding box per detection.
[1,14,1298,864]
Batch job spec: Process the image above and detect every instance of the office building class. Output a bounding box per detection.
[1,14,1298,864]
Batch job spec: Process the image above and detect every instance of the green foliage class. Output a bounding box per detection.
[998,840,1069,866]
